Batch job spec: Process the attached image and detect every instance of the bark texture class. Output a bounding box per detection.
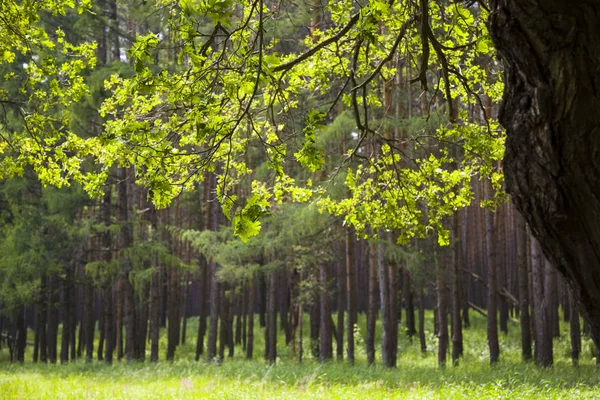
[490,0,600,345]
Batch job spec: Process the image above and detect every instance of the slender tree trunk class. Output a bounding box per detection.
[235,289,243,346]
[266,271,277,364]
[39,275,47,363]
[310,295,320,359]
[207,257,219,362]
[531,237,553,367]
[15,307,26,363]
[547,265,560,338]
[378,239,394,368]
[336,247,345,361]
[345,228,356,363]
[319,263,333,362]
[207,174,220,362]
[47,277,59,364]
[451,213,464,365]
[196,257,208,360]
[181,272,190,345]
[436,249,449,367]
[418,288,427,353]
[242,284,247,350]
[404,269,416,337]
[497,205,509,334]
[367,239,378,365]
[117,167,136,361]
[60,265,74,363]
[219,286,229,361]
[569,287,581,367]
[246,277,255,360]
[516,211,532,361]
[485,180,500,364]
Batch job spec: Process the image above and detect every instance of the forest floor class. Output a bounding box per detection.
[1,313,599,399]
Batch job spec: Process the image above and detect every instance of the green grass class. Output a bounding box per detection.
[1,312,599,399]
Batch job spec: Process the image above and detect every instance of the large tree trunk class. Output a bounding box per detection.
[490,0,600,346]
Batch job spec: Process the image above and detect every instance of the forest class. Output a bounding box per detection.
[1,0,600,399]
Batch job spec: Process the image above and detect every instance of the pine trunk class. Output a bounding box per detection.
[319,263,333,362]
[485,180,500,364]
[345,228,356,363]
[366,239,378,365]
[516,211,532,361]
[531,237,553,367]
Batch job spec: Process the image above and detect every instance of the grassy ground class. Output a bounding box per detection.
[1,312,599,399]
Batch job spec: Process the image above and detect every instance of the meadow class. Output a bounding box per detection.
[1,312,599,399]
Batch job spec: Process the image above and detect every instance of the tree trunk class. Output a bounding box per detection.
[516,211,532,361]
[266,271,277,364]
[451,213,463,365]
[569,287,581,367]
[484,180,500,364]
[531,236,553,367]
[15,307,26,363]
[497,205,509,335]
[60,265,73,364]
[207,257,219,362]
[47,277,59,364]
[39,275,47,363]
[246,277,255,360]
[366,239,378,365]
[117,167,136,361]
[84,284,95,362]
[404,269,416,338]
[345,228,356,363]
[195,257,209,360]
[490,0,600,347]
[336,247,345,361]
[378,239,394,368]
[418,287,427,353]
[436,249,449,368]
[309,296,320,359]
[319,263,333,362]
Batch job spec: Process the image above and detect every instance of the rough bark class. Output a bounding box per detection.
[490,0,600,346]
